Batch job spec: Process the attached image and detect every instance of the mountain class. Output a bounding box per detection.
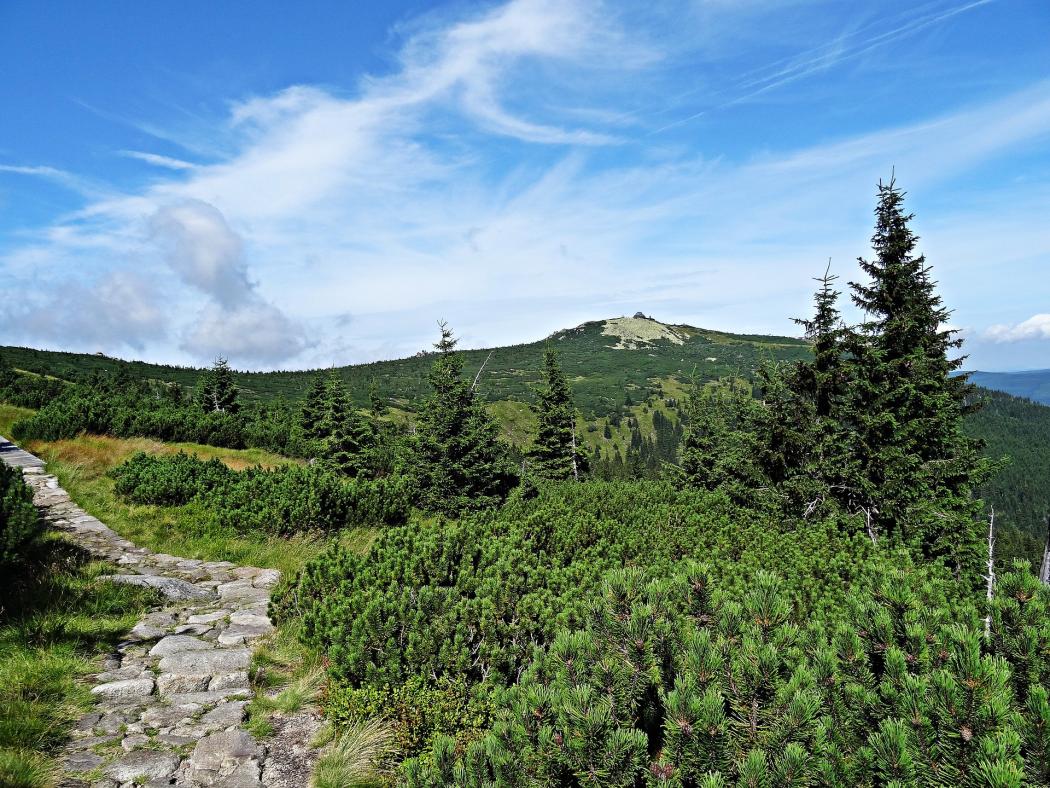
[1,316,812,417]
[967,369,1050,406]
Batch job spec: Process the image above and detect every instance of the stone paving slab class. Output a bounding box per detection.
[0,436,298,788]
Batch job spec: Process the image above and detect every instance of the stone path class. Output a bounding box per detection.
[0,436,313,788]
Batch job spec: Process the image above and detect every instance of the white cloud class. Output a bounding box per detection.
[182,300,311,365]
[985,315,1050,343]
[150,200,252,307]
[3,271,166,352]
[119,151,198,170]
[148,200,310,364]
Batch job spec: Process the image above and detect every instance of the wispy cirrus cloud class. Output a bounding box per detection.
[118,151,198,171]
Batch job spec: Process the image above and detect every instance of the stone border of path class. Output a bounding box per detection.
[1,436,318,788]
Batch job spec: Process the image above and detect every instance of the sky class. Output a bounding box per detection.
[1,0,1048,371]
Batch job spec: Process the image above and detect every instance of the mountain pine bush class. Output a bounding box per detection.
[110,452,410,534]
[404,561,1049,786]
[274,480,920,761]
[0,462,41,569]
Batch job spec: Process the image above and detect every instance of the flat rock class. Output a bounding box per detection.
[209,671,250,691]
[165,687,251,706]
[65,751,104,772]
[149,634,214,657]
[91,678,155,701]
[108,573,214,600]
[201,700,248,728]
[188,610,230,624]
[186,730,263,785]
[157,671,211,695]
[159,647,251,676]
[104,750,180,783]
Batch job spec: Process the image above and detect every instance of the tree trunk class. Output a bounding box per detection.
[985,507,995,640]
[1039,515,1050,586]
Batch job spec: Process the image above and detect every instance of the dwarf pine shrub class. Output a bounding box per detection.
[404,562,1049,786]
[110,452,411,534]
[0,462,41,569]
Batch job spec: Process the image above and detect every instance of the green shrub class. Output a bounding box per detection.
[0,463,42,569]
[110,452,411,534]
[111,451,233,505]
[405,562,1050,786]
[326,675,493,760]
[276,480,901,704]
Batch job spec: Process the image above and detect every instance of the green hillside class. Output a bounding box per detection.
[1,315,810,418]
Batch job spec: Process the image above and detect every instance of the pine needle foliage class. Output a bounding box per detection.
[405,561,1050,786]
[411,322,515,514]
[196,356,239,414]
[528,346,587,481]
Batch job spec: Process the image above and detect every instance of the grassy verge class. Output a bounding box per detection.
[0,536,157,788]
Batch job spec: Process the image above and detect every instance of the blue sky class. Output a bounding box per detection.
[1,0,1049,370]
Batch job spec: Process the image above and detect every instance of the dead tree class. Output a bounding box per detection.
[985,507,995,640]
[1040,515,1050,586]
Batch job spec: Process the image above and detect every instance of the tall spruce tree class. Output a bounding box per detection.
[196,357,239,414]
[412,322,514,514]
[319,373,374,476]
[843,177,992,571]
[527,346,586,481]
[300,371,328,442]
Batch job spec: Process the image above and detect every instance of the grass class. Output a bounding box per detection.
[0,537,157,788]
[245,621,326,739]
[311,718,394,788]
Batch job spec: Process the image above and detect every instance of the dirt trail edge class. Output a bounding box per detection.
[1,436,319,788]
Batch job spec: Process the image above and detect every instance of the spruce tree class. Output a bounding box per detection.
[793,263,846,420]
[314,372,374,476]
[196,357,239,414]
[680,381,766,503]
[527,346,586,481]
[412,322,514,514]
[843,177,991,570]
[300,371,328,443]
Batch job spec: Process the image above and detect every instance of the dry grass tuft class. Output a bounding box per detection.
[311,717,394,788]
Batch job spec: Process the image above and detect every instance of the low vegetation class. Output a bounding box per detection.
[1,465,156,787]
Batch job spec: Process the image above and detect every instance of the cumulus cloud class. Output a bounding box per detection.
[149,199,309,364]
[182,300,310,365]
[150,200,253,307]
[4,271,166,352]
[985,314,1050,343]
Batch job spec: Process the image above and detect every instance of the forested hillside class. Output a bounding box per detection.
[5,317,1050,564]
[1,317,810,415]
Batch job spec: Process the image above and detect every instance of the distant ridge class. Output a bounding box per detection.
[967,369,1050,406]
